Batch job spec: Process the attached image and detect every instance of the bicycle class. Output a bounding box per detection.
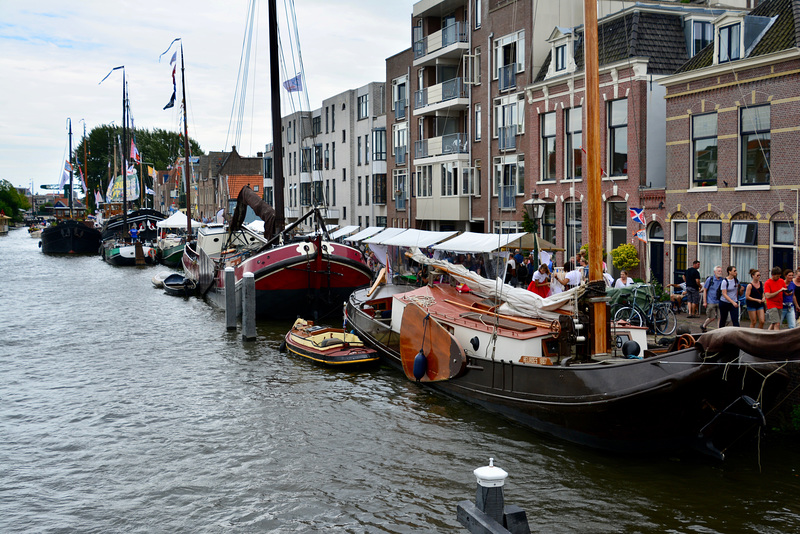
[613,283,677,335]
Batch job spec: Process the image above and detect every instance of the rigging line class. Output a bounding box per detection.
[247,0,261,157]
[226,0,255,152]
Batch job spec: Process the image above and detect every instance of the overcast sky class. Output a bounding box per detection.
[0,0,414,193]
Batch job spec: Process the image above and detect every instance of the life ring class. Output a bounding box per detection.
[676,334,696,351]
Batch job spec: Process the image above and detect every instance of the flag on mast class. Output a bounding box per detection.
[131,140,141,163]
[635,229,647,243]
[283,73,303,92]
[629,207,646,225]
[59,160,72,187]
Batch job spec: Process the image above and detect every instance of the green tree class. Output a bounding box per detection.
[521,211,536,233]
[0,180,30,222]
[74,125,202,212]
[611,243,640,272]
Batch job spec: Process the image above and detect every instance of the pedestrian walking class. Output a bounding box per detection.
[701,265,724,333]
[745,268,765,329]
[781,269,798,328]
[764,266,786,331]
[718,265,741,328]
[684,259,702,318]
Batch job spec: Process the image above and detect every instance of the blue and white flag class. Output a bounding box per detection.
[59,160,72,187]
[635,229,647,243]
[629,207,646,225]
[283,73,303,92]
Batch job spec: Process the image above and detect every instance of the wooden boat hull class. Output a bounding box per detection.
[100,209,166,242]
[163,273,196,297]
[157,241,185,267]
[40,220,102,255]
[102,242,157,266]
[284,319,379,367]
[345,286,790,457]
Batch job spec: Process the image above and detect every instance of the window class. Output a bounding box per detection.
[373,128,386,161]
[325,107,329,133]
[357,137,362,166]
[332,106,335,131]
[608,99,628,176]
[474,103,482,141]
[265,186,273,206]
[741,105,770,185]
[393,123,408,165]
[474,0,481,29]
[357,94,369,119]
[565,201,582,262]
[608,202,627,277]
[357,176,362,205]
[393,78,407,119]
[693,21,713,56]
[541,112,556,181]
[365,176,369,206]
[566,107,582,180]
[731,220,758,277]
[364,135,370,164]
[373,174,386,204]
[542,203,556,244]
[312,116,321,135]
[332,179,336,205]
[692,113,717,187]
[493,155,524,209]
[300,182,311,206]
[698,221,722,277]
[462,163,479,196]
[416,165,433,197]
[342,168,346,182]
[440,162,458,197]
[332,142,336,169]
[494,30,524,91]
[494,94,524,148]
[343,205,346,220]
[672,220,688,283]
[313,144,322,171]
[312,181,323,205]
[719,23,740,63]
[301,147,311,173]
[376,216,387,227]
[772,221,794,270]
[342,129,346,143]
[393,169,407,210]
[324,144,329,170]
[555,44,566,72]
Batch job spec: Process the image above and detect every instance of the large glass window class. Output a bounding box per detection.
[372,128,386,161]
[393,169,407,210]
[608,99,628,176]
[373,174,386,205]
[440,162,458,197]
[719,23,740,63]
[692,113,717,187]
[494,30,524,90]
[698,221,722,277]
[730,221,758,277]
[741,105,770,185]
[494,95,524,150]
[493,155,524,209]
[542,203,556,244]
[357,94,369,120]
[565,201,582,263]
[772,221,795,270]
[541,112,556,182]
[608,202,627,278]
[693,21,713,56]
[555,45,566,72]
[393,123,408,165]
[672,220,688,283]
[566,107,582,180]
[416,165,433,198]
[474,103,482,141]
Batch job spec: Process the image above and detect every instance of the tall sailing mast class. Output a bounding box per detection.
[268,0,285,232]
[180,41,192,234]
[67,118,74,219]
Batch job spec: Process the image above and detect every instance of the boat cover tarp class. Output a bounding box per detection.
[330,225,360,239]
[362,227,408,245]
[379,229,458,248]
[229,186,276,240]
[431,232,527,253]
[344,226,383,243]
[696,326,800,360]
[156,211,202,229]
[409,250,581,319]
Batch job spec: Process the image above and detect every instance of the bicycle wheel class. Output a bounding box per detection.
[614,306,644,328]
[654,305,677,335]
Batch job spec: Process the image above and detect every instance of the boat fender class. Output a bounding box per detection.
[470,336,480,351]
[278,340,286,353]
[622,340,642,359]
[413,350,427,381]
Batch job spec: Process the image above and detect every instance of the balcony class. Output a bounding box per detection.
[499,64,517,92]
[414,78,468,115]
[415,133,469,160]
[417,195,470,221]
[498,125,518,151]
[413,22,468,66]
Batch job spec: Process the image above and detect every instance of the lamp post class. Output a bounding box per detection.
[523,189,546,235]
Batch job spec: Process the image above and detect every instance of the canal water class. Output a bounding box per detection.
[1,227,799,533]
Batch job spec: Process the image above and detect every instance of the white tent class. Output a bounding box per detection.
[330,225,360,240]
[379,229,458,248]
[362,227,408,244]
[156,211,202,229]
[431,231,527,253]
[344,226,383,243]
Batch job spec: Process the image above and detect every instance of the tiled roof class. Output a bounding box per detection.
[219,147,261,176]
[226,174,262,199]
[535,11,689,83]
[676,0,800,74]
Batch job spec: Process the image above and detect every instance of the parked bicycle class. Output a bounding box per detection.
[613,283,677,335]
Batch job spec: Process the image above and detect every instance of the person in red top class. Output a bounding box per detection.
[763,266,787,331]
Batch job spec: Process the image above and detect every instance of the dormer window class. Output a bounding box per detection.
[719,23,741,63]
[692,20,713,56]
[555,45,566,71]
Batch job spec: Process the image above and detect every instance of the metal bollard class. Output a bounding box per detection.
[242,272,256,341]
[225,267,236,331]
[456,458,530,534]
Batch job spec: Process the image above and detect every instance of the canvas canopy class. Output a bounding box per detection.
[378,229,458,248]
[329,225,360,239]
[431,231,528,253]
[156,211,202,229]
[362,227,407,244]
[344,226,383,243]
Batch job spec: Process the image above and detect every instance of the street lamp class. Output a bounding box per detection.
[523,189,546,234]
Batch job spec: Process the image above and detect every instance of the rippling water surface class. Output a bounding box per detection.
[1,228,799,533]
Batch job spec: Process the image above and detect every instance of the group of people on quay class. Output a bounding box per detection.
[674,259,799,333]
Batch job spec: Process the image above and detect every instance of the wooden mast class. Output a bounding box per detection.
[180,41,192,235]
[268,0,285,231]
[67,118,73,219]
[584,0,607,355]
[82,121,88,216]
[122,68,128,233]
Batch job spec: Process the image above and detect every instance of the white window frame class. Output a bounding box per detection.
[692,113,718,188]
[493,30,525,80]
[565,106,582,181]
[493,154,524,209]
[474,103,482,141]
[698,220,722,278]
[493,93,525,138]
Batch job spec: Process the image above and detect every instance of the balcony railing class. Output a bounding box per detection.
[413,21,468,60]
[414,78,467,110]
[415,133,469,159]
[498,125,518,151]
[395,145,407,165]
[395,100,406,119]
[499,63,517,91]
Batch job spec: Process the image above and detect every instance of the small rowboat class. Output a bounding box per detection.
[282,318,379,367]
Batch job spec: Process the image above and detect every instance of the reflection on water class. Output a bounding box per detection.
[1,228,798,533]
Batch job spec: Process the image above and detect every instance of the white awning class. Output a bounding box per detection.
[379,229,458,248]
[156,211,202,229]
[362,227,408,244]
[431,231,528,253]
[329,225,360,239]
[303,224,339,237]
[344,226,384,243]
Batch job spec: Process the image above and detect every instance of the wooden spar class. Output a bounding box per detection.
[584,0,607,356]
[442,299,564,334]
[180,42,192,235]
[366,266,387,297]
[268,0,285,232]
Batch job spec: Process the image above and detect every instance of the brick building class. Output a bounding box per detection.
[661,0,800,284]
